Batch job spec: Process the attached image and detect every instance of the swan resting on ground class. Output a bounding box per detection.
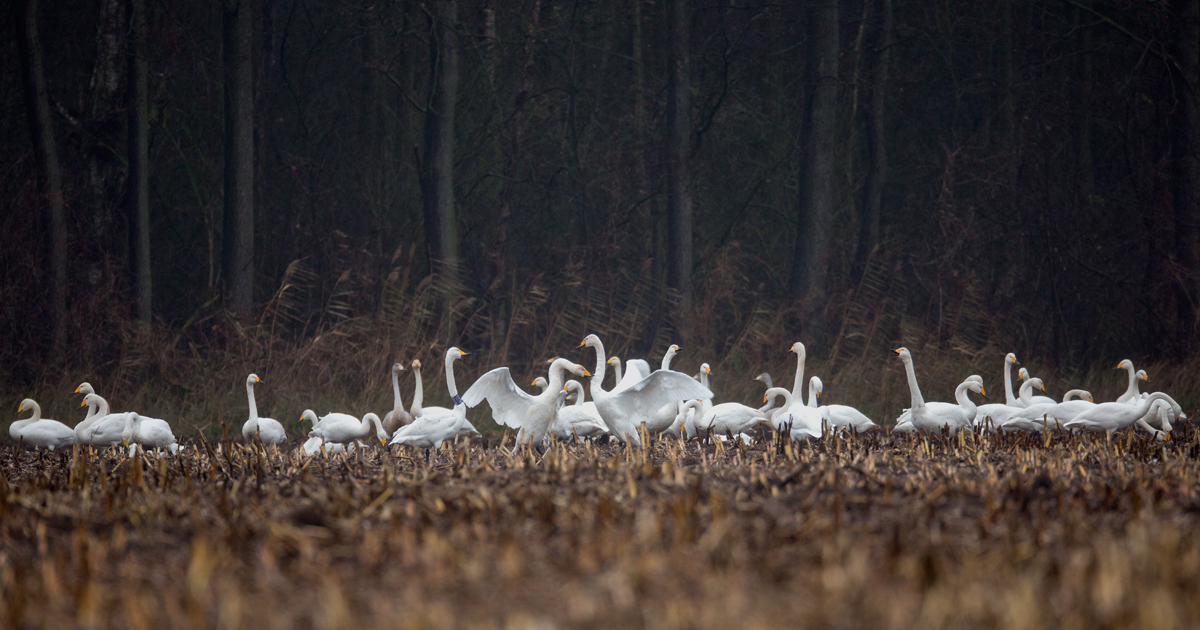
[765,387,825,441]
[807,376,878,433]
[12,399,76,451]
[242,374,287,444]
[120,412,179,455]
[78,394,135,447]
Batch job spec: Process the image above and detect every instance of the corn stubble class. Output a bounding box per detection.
[1,427,1199,629]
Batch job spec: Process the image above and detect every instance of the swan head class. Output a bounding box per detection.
[753,373,771,384]
[1137,369,1149,382]
[81,393,103,408]
[965,374,984,383]
[809,376,823,397]
[580,334,601,348]
[1116,359,1132,370]
[17,399,36,414]
[392,362,405,375]
[966,380,985,395]
[75,382,94,395]
[701,364,711,375]
[1026,377,1045,392]
[1018,368,1030,381]
[299,409,319,426]
[447,347,467,360]
[606,357,619,365]
[247,374,261,385]
[1006,353,1019,365]
[532,376,548,391]
[790,341,805,356]
[892,347,911,361]
[411,359,421,369]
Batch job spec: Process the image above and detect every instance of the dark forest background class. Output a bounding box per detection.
[3,0,1200,427]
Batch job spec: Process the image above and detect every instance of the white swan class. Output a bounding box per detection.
[645,345,685,432]
[666,399,703,439]
[973,377,1044,430]
[1016,368,1056,406]
[463,357,591,447]
[1114,360,1145,403]
[77,394,135,447]
[391,347,482,451]
[788,342,808,408]
[894,375,983,433]
[764,387,824,441]
[807,376,878,433]
[298,410,352,456]
[998,353,1020,405]
[74,382,97,424]
[1065,392,1179,437]
[696,401,769,437]
[119,412,179,455]
[548,381,608,440]
[580,334,713,446]
[310,411,387,448]
[893,348,981,435]
[753,373,781,423]
[241,374,286,444]
[11,399,76,450]
[607,357,624,387]
[383,363,414,434]
[410,359,429,417]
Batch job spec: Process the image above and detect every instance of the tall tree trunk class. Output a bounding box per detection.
[85,0,127,285]
[15,0,67,354]
[127,0,151,323]
[223,0,255,314]
[666,0,693,312]
[421,0,459,282]
[791,0,839,304]
[1170,0,1200,347]
[854,0,892,277]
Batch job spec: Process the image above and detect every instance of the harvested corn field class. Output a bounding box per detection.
[1,428,1199,629]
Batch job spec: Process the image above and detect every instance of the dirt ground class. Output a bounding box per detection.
[1,426,1198,629]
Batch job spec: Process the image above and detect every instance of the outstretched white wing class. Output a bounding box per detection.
[609,370,712,423]
[613,359,652,393]
[461,367,535,428]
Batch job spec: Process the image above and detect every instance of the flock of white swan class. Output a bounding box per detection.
[8,335,1189,456]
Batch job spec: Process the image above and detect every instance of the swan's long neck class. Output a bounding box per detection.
[392,369,405,413]
[411,366,424,414]
[1018,380,1035,406]
[764,388,794,414]
[610,358,622,386]
[247,381,259,421]
[900,356,925,409]
[566,381,585,406]
[955,382,977,417]
[445,354,461,405]
[19,401,42,424]
[1121,363,1138,400]
[662,349,676,371]
[699,370,710,390]
[791,346,806,404]
[1004,358,1017,406]
[546,359,572,393]
[588,341,608,399]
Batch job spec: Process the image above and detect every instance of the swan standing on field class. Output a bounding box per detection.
[1016,368,1057,406]
[120,412,180,455]
[807,376,878,433]
[242,374,286,444]
[391,347,482,452]
[310,411,387,449]
[77,394,135,447]
[894,375,983,433]
[550,380,610,440]
[463,356,592,447]
[11,399,76,450]
[764,387,824,440]
[579,334,712,446]
[1065,392,1179,438]
[894,348,982,435]
[382,363,414,434]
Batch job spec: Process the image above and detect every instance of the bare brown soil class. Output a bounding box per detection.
[1,427,1198,629]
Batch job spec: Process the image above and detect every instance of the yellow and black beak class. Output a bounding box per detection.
[980,387,987,396]
[458,350,468,356]
[892,348,902,355]
[579,339,587,347]
[80,400,86,408]
[74,385,81,393]
[582,369,592,377]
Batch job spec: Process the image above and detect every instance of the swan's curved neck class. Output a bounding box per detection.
[445,354,462,405]
[699,370,710,390]
[1004,358,1017,406]
[412,366,424,414]
[588,342,608,398]
[1122,364,1139,400]
[610,358,622,386]
[765,387,793,410]
[565,381,585,406]
[19,401,42,424]
[662,349,676,371]
[246,380,259,421]
[791,346,806,404]
[955,382,977,416]
[900,356,925,409]
[1018,380,1035,406]
[546,359,573,393]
